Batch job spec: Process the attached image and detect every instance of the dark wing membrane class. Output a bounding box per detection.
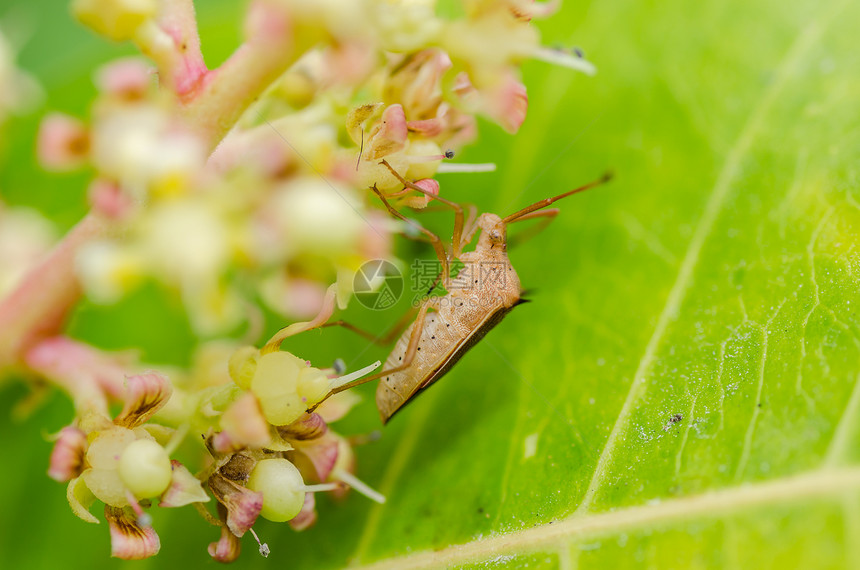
[382,302,520,423]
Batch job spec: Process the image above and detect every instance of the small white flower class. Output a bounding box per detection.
[272,178,366,258]
[91,106,205,198]
[76,240,143,304]
[139,201,229,285]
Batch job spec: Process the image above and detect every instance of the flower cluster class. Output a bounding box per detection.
[41,332,383,560]
[0,0,594,563]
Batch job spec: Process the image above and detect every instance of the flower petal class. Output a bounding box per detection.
[346,102,383,144]
[277,412,328,441]
[83,467,130,507]
[384,49,450,119]
[66,476,100,524]
[36,112,89,171]
[208,521,242,562]
[406,118,443,137]
[49,426,88,482]
[507,0,560,21]
[484,74,528,134]
[367,104,408,160]
[214,392,271,453]
[114,372,173,428]
[159,460,210,507]
[87,178,135,220]
[105,505,161,560]
[25,337,129,416]
[208,473,263,537]
[315,391,362,423]
[95,57,153,101]
[295,434,340,481]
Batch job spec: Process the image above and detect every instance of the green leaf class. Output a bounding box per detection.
[2,0,860,568]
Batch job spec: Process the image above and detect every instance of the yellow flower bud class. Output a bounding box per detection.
[228,346,259,390]
[246,458,306,522]
[72,0,157,42]
[251,351,306,426]
[297,367,329,405]
[118,438,172,499]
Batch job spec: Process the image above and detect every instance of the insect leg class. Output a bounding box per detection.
[378,160,468,257]
[319,307,418,346]
[369,184,451,290]
[314,297,437,401]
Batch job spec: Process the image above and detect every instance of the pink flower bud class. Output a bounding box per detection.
[398,178,440,209]
[208,515,242,563]
[214,393,271,453]
[406,118,443,137]
[36,113,89,171]
[114,372,173,429]
[105,505,161,560]
[95,58,152,101]
[488,75,528,134]
[413,178,440,196]
[48,426,88,482]
[277,412,328,441]
[295,434,339,482]
[367,104,408,160]
[87,178,134,220]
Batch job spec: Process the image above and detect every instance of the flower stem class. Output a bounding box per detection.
[0,214,113,368]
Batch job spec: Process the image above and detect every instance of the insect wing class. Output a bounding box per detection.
[380,302,519,423]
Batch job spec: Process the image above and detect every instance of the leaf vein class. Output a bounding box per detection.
[734,299,785,481]
[356,468,860,569]
[574,10,833,511]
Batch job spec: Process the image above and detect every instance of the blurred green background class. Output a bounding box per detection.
[3,0,860,568]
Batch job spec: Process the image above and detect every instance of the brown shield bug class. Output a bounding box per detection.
[310,161,612,423]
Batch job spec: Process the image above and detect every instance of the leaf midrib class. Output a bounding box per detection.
[355,467,860,569]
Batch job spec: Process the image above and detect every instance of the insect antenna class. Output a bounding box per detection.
[502,171,613,224]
